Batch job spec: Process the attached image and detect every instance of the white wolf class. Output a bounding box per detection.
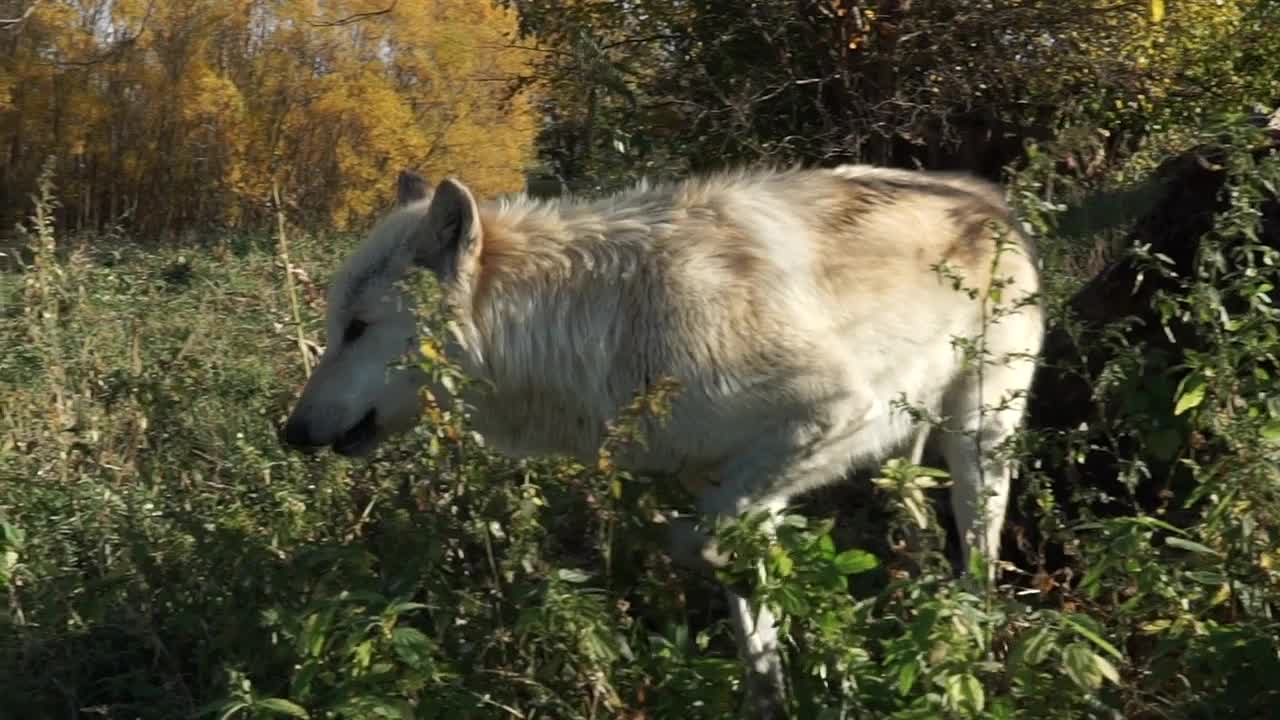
[281,164,1044,718]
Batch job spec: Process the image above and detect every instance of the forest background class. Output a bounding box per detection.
[2,1,1280,719]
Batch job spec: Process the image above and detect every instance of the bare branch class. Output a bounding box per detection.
[37,0,154,67]
[307,0,397,28]
[1,0,40,30]
[600,33,684,51]
[487,42,573,58]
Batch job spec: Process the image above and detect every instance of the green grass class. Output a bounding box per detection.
[2,129,1280,720]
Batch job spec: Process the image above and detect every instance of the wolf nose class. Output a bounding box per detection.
[280,416,317,451]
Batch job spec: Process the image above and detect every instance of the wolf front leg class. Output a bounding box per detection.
[727,581,788,719]
[665,393,889,718]
[666,496,790,720]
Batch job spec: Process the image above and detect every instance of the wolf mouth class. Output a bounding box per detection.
[333,409,378,456]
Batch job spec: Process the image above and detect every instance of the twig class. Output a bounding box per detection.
[36,0,154,65]
[483,521,505,596]
[273,180,312,378]
[307,0,397,27]
[0,0,39,29]
[467,690,525,719]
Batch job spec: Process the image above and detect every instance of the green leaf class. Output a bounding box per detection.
[776,585,811,617]
[1060,614,1125,662]
[391,627,434,669]
[904,495,931,529]
[910,607,940,647]
[215,703,250,720]
[896,660,919,696]
[331,699,410,719]
[383,600,428,618]
[256,698,310,719]
[352,639,374,671]
[0,520,24,547]
[1174,373,1206,415]
[1063,643,1102,689]
[615,632,635,661]
[833,548,879,575]
[1093,653,1121,685]
[769,545,794,577]
[1,549,17,578]
[817,532,836,559]
[1015,627,1055,667]
[583,628,620,663]
[299,612,329,658]
[781,514,810,529]
[1165,536,1221,556]
[1120,516,1188,536]
[1184,570,1228,585]
[291,664,318,698]
[556,568,591,583]
[989,698,1015,720]
[1261,419,1280,444]
[944,673,985,715]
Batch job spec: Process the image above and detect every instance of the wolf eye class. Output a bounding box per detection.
[343,319,368,343]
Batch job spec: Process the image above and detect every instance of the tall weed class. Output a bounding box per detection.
[1,120,1278,719]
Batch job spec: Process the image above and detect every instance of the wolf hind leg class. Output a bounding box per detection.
[937,328,1039,581]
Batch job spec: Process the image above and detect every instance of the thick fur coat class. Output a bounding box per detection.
[282,163,1044,718]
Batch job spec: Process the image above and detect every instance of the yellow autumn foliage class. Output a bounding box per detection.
[0,0,540,235]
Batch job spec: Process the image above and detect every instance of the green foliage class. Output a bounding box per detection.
[4,113,1279,719]
[5,0,1280,700]
[501,0,1280,192]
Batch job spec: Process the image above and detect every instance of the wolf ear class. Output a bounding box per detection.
[411,177,481,282]
[396,170,432,206]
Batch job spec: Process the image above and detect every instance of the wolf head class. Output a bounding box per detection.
[280,169,482,457]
